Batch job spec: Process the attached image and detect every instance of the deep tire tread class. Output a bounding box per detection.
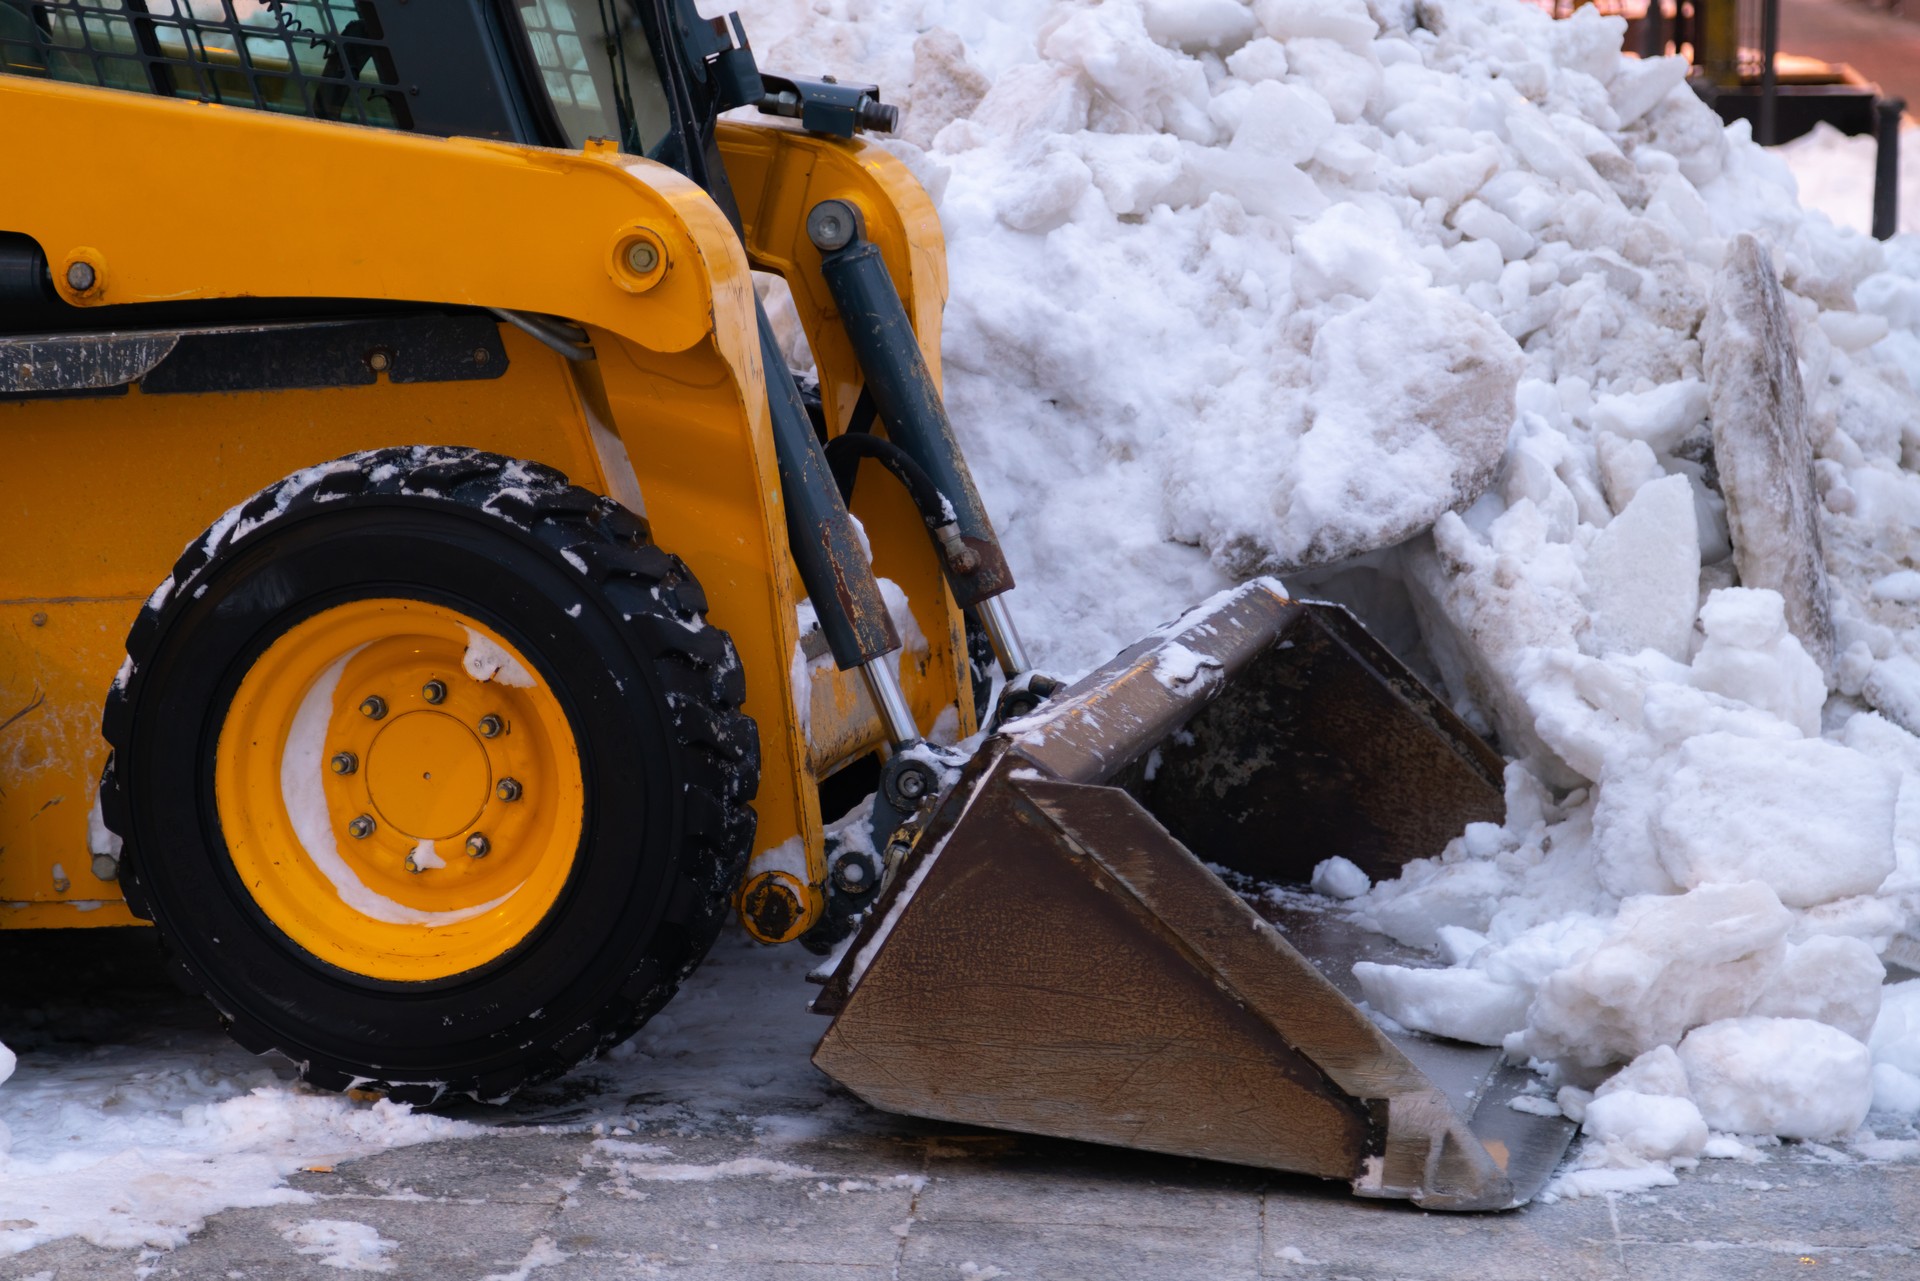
[102,446,759,1103]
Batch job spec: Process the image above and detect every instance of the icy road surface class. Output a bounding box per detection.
[0,926,1916,1278]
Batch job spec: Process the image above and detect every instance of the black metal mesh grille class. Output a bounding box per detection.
[0,1,409,127]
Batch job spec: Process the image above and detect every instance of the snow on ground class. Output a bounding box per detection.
[1780,120,1920,240]
[6,0,1920,1256]
[0,929,835,1258]
[735,0,1920,1192]
[0,936,479,1254]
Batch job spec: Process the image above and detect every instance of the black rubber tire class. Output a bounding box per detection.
[100,446,758,1104]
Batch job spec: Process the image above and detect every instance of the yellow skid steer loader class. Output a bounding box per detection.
[0,0,1572,1209]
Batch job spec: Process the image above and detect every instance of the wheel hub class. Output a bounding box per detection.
[367,711,490,840]
[215,598,584,981]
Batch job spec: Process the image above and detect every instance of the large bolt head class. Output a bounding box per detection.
[625,240,659,274]
[806,199,860,253]
[348,814,376,839]
[831,851,875,894]
[496,777,522,803]
[466,832,491,858]
[477,714,503,738]
[65,261,96,291]
[91,853,120,882]
[421,680,447,705]
[403,854,422,874]
[359,695,387,720]
[330,751,358,775]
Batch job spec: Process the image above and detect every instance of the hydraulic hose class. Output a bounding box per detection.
[823,432,981,577]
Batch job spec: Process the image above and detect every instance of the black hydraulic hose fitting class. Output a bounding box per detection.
[821,432,981,576]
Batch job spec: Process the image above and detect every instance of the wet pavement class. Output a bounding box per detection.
[0,928,1915,1281]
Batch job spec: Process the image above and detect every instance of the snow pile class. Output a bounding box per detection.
[731,0,1920,1180]
[0,1036,475,1252]
[1780,121,1920,242]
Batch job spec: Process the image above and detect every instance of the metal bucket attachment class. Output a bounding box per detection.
[811,583,1575,1210]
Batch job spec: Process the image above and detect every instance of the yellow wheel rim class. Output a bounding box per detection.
[216,598,586,982]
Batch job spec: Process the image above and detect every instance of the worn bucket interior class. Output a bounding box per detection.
[812,583,1576,1210]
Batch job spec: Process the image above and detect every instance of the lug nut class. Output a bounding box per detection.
[477,714,503,738]
[466,832,491,858]
[496,778,522,802]
[359,695,387,720]
[421,679,447,704]
[403,854,422,873]
[330,751,358,775]
[348,814,375,839]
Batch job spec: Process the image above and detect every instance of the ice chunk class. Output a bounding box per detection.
[1863,654,1920,739]
[1583,1091,1709,1160]
[1870,570,1920,603]
[1652,734,1898,909]
[1595,433,1661,515]
[1818,309,1890,353]
[1688,588,1826,737]
[1230,81,1334,168]
[1746,935,1883,1042]
[1584,474,1699,660]
[1609,55,1689,126]
[1291,203,1428,304]
[1870,979,1920,1079]
[1352,962,1531,1047]
[1677,1017,1872,1140]
[1872,1063,1920,1114]
[1310,856,1370,900]
[1702,234,1836,676]
[1270,282,1520,569]
[1252,0,1377,50]
[1591,379,1708,455]
[1142,0,1255,51]
[1525,882,1791,1067]
[1596,1044,1691,1099]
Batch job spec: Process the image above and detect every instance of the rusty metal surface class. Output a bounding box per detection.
[813,759,1381,1183]
[1135,601,1505,885]
[0,331,178,393]
[813,581,1570,1209]
[1257,897,1576,1208]
[814,754,1553,1209]
[1005,584,1502,883]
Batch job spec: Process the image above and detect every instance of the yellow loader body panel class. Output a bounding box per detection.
[0,74,968,931]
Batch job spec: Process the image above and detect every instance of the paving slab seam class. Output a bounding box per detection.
[888,1139,932,1280]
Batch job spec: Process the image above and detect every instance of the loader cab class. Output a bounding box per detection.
[0,0,733,169]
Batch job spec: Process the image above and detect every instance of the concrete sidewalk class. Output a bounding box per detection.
[1781,0,1920,110]
[6,1102,1918,1279]
[0,929,1916,1281]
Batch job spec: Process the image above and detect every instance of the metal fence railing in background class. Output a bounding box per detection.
[1538,0,1904,238]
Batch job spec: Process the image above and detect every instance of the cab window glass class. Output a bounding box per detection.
[517,0,671,154]
[0,1,408,127]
